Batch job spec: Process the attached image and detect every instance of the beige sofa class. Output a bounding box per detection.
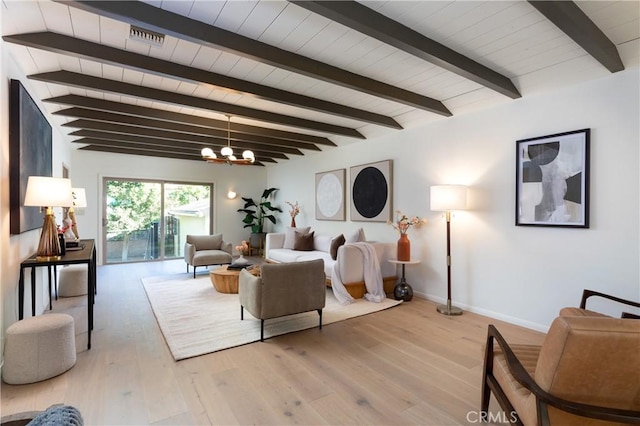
[265,228,397,298]
[184,234,233,278]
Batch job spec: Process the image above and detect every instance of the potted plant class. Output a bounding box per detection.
[237,187,282,233]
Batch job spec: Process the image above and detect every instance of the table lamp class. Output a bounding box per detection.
[24,176,74,260]
[430,184,468,315]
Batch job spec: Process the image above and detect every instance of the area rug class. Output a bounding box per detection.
[141,274,402,361]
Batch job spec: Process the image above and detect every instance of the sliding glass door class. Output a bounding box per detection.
[103,178,212,264]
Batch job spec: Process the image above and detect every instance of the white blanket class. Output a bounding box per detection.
[331,242,386,305]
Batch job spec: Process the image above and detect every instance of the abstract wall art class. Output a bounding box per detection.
[9,79,53,234]
[315,168,346,221]
[349,159,393,222]
[516,129,590,228]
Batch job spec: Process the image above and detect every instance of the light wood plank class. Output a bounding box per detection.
[1,258,545,425]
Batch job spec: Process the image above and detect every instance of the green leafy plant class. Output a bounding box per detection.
[237,188,282,233]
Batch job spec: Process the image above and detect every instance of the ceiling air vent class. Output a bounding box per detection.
[129,25,165,47]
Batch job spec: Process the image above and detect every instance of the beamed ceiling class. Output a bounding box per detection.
[2,1,638,166]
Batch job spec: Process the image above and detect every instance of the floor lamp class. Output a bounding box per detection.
[24,176,74,261]
[430,185,468,316]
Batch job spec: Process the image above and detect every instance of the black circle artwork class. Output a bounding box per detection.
[352,166,388,219]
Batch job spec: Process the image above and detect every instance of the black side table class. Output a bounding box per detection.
[389,259,421,301]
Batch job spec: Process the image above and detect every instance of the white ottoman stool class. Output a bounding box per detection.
[58,265,88,297]
[2,314,76,385]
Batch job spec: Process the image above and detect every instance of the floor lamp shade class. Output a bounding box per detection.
[24,176,74,260]
[430,185,468,316]
[430,185,467,212]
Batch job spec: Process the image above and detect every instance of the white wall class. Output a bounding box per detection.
[1,54,73,349]
[267,69,640,331]
[70,149,268,264]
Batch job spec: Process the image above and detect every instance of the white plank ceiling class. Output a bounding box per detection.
[1,0,638,164]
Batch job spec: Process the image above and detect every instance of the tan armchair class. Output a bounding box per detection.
[481,316,640,425]
[559,289,640,319]
[184,234,232,278]
[239,259,326,341]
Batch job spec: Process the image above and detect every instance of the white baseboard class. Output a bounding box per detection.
[412,291,549,333]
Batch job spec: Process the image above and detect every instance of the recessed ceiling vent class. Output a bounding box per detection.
[129,25,165,47]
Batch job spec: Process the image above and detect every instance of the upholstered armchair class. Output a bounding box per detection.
[184,234,232,278]
[239,259,326,341]
[559,289,640,319]
[481,315,640,426]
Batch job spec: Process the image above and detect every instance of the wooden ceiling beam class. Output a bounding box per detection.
[528,1,624,73]
[54,108,322,151]
[29,70,365,138]
[73,138,279,163]
[63,120,301,157]
[44,94,336,146]
[4,31,402,129]
[291,1,521,99]
[56,0,451,116]
[77,145,268,166]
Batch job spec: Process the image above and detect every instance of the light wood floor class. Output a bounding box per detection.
[1,258,544,425]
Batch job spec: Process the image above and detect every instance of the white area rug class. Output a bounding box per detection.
[142,274,402,361]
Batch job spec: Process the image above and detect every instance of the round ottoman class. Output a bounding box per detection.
[2,314,76,385]
[58,265,88,297]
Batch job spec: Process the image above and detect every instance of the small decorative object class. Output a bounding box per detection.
[235,240,249,264]
[388,210,426,261]
[286,201,300,227]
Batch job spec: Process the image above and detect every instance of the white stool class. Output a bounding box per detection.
[58,265,88,297]
[2,314,76,385]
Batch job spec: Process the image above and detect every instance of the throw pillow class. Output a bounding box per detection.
[293,231,315,251]
[329,234,345,260]
[345,227,366,243]
[284,226,311,249]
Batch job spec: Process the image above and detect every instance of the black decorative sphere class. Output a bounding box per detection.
[394,283,413,302]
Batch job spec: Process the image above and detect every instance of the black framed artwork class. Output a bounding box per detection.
[349,159,393,222]
[516,128,590,228]
[315,168,346,221]
[9,79,53,234]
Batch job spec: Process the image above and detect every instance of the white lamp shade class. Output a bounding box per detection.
[72,188,87,208]
[227,190,237,199]
[24,176,74,207]
[430,185,467,211]
[242,150,255,161]
[221,146,233,157]
[201,147,215,158]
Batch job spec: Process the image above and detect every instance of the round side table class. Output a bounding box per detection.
[388,259,421,301]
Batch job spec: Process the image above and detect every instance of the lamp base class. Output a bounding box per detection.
[35,255,62,262]
[437,302,463,316]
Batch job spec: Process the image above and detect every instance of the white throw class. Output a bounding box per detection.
[331,242,386,305]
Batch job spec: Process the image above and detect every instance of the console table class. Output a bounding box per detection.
[18,239,97,349]
[389,259,421,301]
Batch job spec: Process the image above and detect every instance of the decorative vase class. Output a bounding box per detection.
[397,233,410,261]
[291,217,296,227]
[236,254,247,264]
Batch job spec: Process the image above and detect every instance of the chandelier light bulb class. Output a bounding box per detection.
[243,150,255,161]
[201,147,215,158]
[221,146,233,157]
